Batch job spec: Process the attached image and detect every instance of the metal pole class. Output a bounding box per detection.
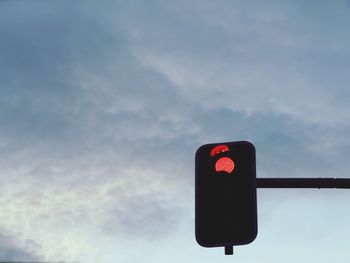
[256,178,350,189]
[225,246,233,255]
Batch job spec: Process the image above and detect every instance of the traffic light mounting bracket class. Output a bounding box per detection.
[256,177,350,189]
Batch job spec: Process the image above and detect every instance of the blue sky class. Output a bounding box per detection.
[1,0,350,262]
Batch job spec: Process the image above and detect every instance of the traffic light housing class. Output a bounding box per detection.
[195,141,257,248]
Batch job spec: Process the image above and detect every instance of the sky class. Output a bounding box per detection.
[1,0,350,262]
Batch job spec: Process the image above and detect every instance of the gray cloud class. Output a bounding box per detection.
[0,230,40,261]
[1,1,350,262]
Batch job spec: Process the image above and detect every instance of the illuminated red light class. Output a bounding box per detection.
[215,157,235,173]
[210,145,230,157]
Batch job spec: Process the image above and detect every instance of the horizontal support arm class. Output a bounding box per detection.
[256,178,350,189]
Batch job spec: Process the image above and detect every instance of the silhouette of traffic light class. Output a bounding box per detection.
[195,141,257,248]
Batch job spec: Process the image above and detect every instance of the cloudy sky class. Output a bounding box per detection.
[1,0,350,262]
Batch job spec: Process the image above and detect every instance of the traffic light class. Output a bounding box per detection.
[195,141,257,249]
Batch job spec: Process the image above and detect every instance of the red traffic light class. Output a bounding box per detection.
[215,157,235,173]
[195,141,257,250]
[210,144,229,157]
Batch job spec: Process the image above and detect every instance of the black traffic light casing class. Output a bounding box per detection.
[195,141,257,247]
